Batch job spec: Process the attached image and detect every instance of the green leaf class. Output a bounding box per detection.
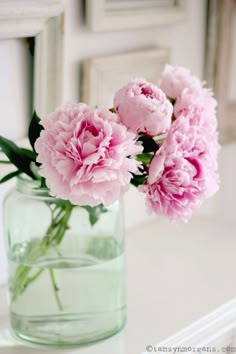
[130,174,147,187]
[28,111,43,152]
[20,148,37,160]
[136,153,153,165]
[40,177,47,188]
[0,136,37,180]
[0,170,21,184]
[83,204,108,226]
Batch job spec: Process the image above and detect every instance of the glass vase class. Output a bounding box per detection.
[3,175,126,346]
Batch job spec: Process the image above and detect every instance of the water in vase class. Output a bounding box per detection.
[8,236,126,346]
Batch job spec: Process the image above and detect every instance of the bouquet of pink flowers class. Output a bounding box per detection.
[0,65,219,223]
[0,64,219,308]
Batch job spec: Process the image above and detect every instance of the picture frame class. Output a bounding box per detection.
[0,0,64,118]
[0,0,64,156]
[0,1,64,184]
[205,0,236,143]
[82,48,169,108]
[86,0,186,32]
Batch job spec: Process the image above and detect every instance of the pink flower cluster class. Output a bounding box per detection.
[114,78,173,136]
[159,65,204,99]
[35,65,219,221]
[35,103,142,206]
[140,115,219,222]
[140,65,219,222]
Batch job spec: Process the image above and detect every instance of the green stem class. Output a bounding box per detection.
[0,160,11,164]
[49,269,63,311]
[10,202,73,309]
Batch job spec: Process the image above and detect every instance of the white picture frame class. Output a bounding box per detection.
[0,1,64,176]
[86,0,186,32]
[0,0,64,118]
[82,48,169,108]
[0,0,64,157]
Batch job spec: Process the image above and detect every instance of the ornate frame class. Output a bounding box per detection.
[82,48,169,107]
[0,0,64,117]
[0,0,64,179]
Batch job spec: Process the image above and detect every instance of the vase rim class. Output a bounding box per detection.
[15,175,122,208]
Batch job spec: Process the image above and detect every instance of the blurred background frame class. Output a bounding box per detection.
[86,0,186,32]
[82,47,169,107]
[0,0,64,120]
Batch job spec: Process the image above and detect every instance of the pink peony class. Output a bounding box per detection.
[140,115,219,222]
[114,78,173,137]
[35,103,142,207]
[159,65,203,99]
[174,88,219,158]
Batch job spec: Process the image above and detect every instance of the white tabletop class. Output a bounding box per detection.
[1,212,236,354]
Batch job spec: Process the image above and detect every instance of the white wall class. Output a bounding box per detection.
[62,0,207,229]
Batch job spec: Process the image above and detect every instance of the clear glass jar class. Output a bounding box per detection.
[3,175,126,346]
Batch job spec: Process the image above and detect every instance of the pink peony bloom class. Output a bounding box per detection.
[159,65,203,99]
[140,115,219,222]
[35,103,142,207]
[174,88,219,158]
[114,78,173,137]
